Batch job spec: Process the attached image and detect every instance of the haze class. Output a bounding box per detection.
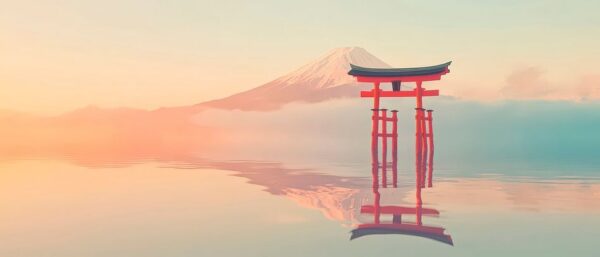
[2,0,600,115]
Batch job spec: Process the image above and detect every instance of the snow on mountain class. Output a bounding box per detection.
[199,47,390,111]
[275,46,390,90]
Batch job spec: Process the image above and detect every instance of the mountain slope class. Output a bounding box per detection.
[199,47,390,111]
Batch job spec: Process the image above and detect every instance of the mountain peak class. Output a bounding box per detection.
[319,46,389,67]
[199,47,390,111]
[326,46,366,55]
[275,47,390,90]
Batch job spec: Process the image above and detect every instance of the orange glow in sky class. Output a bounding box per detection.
[2,1,600,114]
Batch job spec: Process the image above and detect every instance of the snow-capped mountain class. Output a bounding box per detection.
[275,46,390,90]
[199,47,390,111]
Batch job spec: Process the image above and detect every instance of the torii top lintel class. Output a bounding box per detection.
[348,61,452,83]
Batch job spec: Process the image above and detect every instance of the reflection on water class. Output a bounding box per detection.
[2,154,600,256]
[2,100,600,256]
[1,123,600,257]
[351,162,452,245]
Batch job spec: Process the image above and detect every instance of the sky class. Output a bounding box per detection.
[2,0,600,115]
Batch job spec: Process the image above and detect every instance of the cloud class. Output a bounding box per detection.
[501,67,555,99]
[577,75,600,100]
[500,67,600,101]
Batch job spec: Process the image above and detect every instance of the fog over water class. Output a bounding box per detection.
[196,98,600,178]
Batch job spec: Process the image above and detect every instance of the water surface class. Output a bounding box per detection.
[1,156,599,257]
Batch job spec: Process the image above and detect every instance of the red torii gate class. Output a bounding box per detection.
[348,61,451,189]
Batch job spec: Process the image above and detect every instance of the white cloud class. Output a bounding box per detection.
[501,67,555,99]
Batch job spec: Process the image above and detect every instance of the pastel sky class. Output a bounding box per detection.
[2,0,600,114]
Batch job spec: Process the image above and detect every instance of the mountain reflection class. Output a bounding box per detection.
[162,160,367,195]
[162,158,454,244]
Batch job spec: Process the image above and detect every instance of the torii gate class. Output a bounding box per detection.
[348,61,451,189]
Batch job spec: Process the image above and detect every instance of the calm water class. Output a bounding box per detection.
[2,100,600,256]
[1,155,599,257]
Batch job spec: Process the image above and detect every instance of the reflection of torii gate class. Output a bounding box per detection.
[348,62,451,188]
[350,164,453,245]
